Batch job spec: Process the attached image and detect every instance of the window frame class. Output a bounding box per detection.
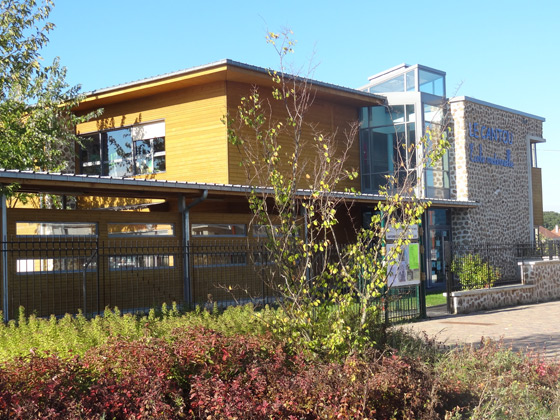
[79,121,166,177]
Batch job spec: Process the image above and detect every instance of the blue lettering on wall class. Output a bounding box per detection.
[469,143,514,168]
[469,122,513,145]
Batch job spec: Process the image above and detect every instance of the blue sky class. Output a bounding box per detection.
[41,0,559,211]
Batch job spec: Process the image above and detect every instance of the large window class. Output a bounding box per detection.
[80,121,165,177]
[423,104,450,199]
[418,69,445,97]
[359,105,416,193]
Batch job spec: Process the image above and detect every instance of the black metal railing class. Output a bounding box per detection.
[447,242,560,293]
[0,237,420,322]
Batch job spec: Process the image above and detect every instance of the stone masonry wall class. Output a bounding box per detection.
[449,99,542,246]
[522,259,560,302]
[449,259,560,314]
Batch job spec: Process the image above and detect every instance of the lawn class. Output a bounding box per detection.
[426,289,446,307]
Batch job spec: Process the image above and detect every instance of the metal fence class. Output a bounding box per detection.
[448,242,560,293]
[1,238,420,322]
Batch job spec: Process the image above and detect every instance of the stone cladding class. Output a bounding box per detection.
[449,99,542,246]
[448,259,560,314]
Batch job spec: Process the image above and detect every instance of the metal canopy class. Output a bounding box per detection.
[0,169,479,208]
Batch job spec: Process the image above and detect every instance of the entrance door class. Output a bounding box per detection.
[428,229,450,288]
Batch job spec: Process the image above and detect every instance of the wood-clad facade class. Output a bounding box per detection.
[532,167,544,227]
[1,59,385,319]
[74,60,383,189]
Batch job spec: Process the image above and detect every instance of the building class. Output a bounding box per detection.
[359,63,545,289]
[0,60,546,319]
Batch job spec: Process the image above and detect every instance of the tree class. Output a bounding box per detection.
[0,0,98,190]
[226,30,449,358]
[543,211,560,232]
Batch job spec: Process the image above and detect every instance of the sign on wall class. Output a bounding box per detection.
[468,122,514,168]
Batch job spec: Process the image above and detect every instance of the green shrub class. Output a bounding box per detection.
[0,303,274,362]
[451,254,500,290]
[434,340,560,419]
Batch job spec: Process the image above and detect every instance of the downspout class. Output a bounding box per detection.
[303,204,310,283]
[1,191,7,322]
[180,190,208,307]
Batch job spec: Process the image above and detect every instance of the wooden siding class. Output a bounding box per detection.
[225,81,362,191]
[76,81,229,184]
[4,208,183,319]
[532,167,544,226]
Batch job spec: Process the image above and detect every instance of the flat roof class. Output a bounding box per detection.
[450,96,545,122]
[366,63,446,83]
[0,170,478,208]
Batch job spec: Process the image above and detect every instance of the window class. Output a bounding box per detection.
[16,222,97,236]
[17,257,96,273]
[252,251,273,265]
[252,224,281,237]
[369,75,405,93]
[109,255,174,270]
[418,69,445,96]
[359,105,416,193]
[193,252,247,268]
[80,121,165,176]
[424,104,450,199]
[191,224,247,237]
[108,223,175,236]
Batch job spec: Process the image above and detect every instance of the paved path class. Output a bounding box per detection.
[403,300,560,359]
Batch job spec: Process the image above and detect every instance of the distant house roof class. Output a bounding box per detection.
[538,226,560,240]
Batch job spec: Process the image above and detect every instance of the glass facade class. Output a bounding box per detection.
[419,69,445,96]
[361,64,449,199]
[424,104,450,199]
[359,105,416,193]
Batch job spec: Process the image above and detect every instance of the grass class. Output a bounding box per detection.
[425,289,446,307]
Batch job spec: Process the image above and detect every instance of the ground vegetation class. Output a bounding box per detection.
[0,306,557,419]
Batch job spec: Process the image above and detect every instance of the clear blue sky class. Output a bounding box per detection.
[41,0,560,211]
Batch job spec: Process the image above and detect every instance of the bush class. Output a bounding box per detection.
[451,254,500,290]
[0,317,558,418]
[0,326,443,419]
[80,337,186,419]
[0,303,274,363]
[435,340,560,418]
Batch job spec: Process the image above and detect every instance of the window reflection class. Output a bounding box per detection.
[80,122,166,177]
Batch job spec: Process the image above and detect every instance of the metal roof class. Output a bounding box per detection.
[0,169,478,208]
[84,59,386,103]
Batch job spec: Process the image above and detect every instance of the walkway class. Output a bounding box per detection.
[404,300,560,359]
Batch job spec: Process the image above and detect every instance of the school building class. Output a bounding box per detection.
[0,59,546,319]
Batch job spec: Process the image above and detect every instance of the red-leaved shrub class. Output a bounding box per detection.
[80,337,185,419]
[0,327,555,419]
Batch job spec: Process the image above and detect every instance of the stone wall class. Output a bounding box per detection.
[521,259,560,301]
[449,98,543,246]
[448,259,560,314]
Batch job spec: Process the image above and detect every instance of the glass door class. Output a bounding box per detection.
[428,229,450,288]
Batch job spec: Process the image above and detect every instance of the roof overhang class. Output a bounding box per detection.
[0,170,479,209]
[75,59,386,112]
